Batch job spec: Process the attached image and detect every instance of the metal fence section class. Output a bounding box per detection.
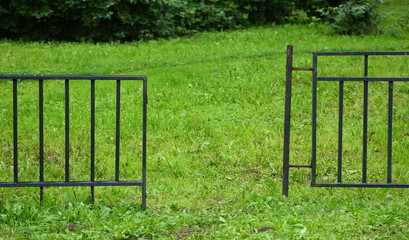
[283,45,409,196]
[0,75,148,210]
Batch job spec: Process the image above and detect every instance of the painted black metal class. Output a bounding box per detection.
[141,79,148,210]
[388,81,393,183]
[13,79,18,183]
[362,56,368,183]
[338,81,344,183]
[0,74,147,209]
[313,183,409,188]
[39,79,44,201]
[291,67,315,71]
[311,54,318,186]
[0,181,143,187]
[289,165,312,168]
[0,75,147,80]
[314,51,409,56]
[318,77,409,81]
[283,46,319,197]
[282,45,293,197]
[90,79,96,203]
[116,79,121,181]
[65,79,70,182]
[283,46,409,196]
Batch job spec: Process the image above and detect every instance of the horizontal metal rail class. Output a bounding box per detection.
[314,51,409,56]
[0,181,144,187]
[292,67,315,71]
[318,77,409,82]
[313,183,409,188]
[0,74,148,209]
[0,75,146,80]
[289,165,312,168]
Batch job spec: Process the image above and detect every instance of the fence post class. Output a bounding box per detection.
[141,78,148,210]
[282,45,293,197]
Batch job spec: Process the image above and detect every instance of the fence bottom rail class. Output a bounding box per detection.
[0,180,144,187]
[312,183,409,188]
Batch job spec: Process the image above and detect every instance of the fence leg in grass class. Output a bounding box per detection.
[0,75,148,209]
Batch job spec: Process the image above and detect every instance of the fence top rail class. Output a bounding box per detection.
[318,77,409,82]
[0,74,147,81]
[314,51,409,56]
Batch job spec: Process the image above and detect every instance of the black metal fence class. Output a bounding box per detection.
[283,45,409,196]
[0,75,147,209]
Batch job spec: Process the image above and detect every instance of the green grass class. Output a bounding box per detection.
[1,2,409,239]
[380,0,409,37]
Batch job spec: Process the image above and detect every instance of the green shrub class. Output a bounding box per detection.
[295,0,346,16]
[0,0,302,41]
[0,0,247,41]
[0,0,183,41]
[178,0,245,33]
[321,0,383,35]
[235,0,295,25]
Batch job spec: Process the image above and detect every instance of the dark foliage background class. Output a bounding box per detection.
[1,0,382,41]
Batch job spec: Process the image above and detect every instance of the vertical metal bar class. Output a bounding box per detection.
[39,79,44,201]
[282,45,293,197]
[141,78,148,210]
[311,54,318,185]
[65,79,70,182]
[115,80,120,181]
[362,55,368,183]
[90,79,95,203]
[13,79,18,183]
[338,81,344,183]
[387,81,393,183]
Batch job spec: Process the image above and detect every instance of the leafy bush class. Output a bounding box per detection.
[178,0,245,33]
[235,0,295,25]
[321,0,383,35]
[295,0,346,16]
[0,0,302,41]
[0,0,183,41]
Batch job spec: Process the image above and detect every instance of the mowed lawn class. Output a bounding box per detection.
[0,1,409,239]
